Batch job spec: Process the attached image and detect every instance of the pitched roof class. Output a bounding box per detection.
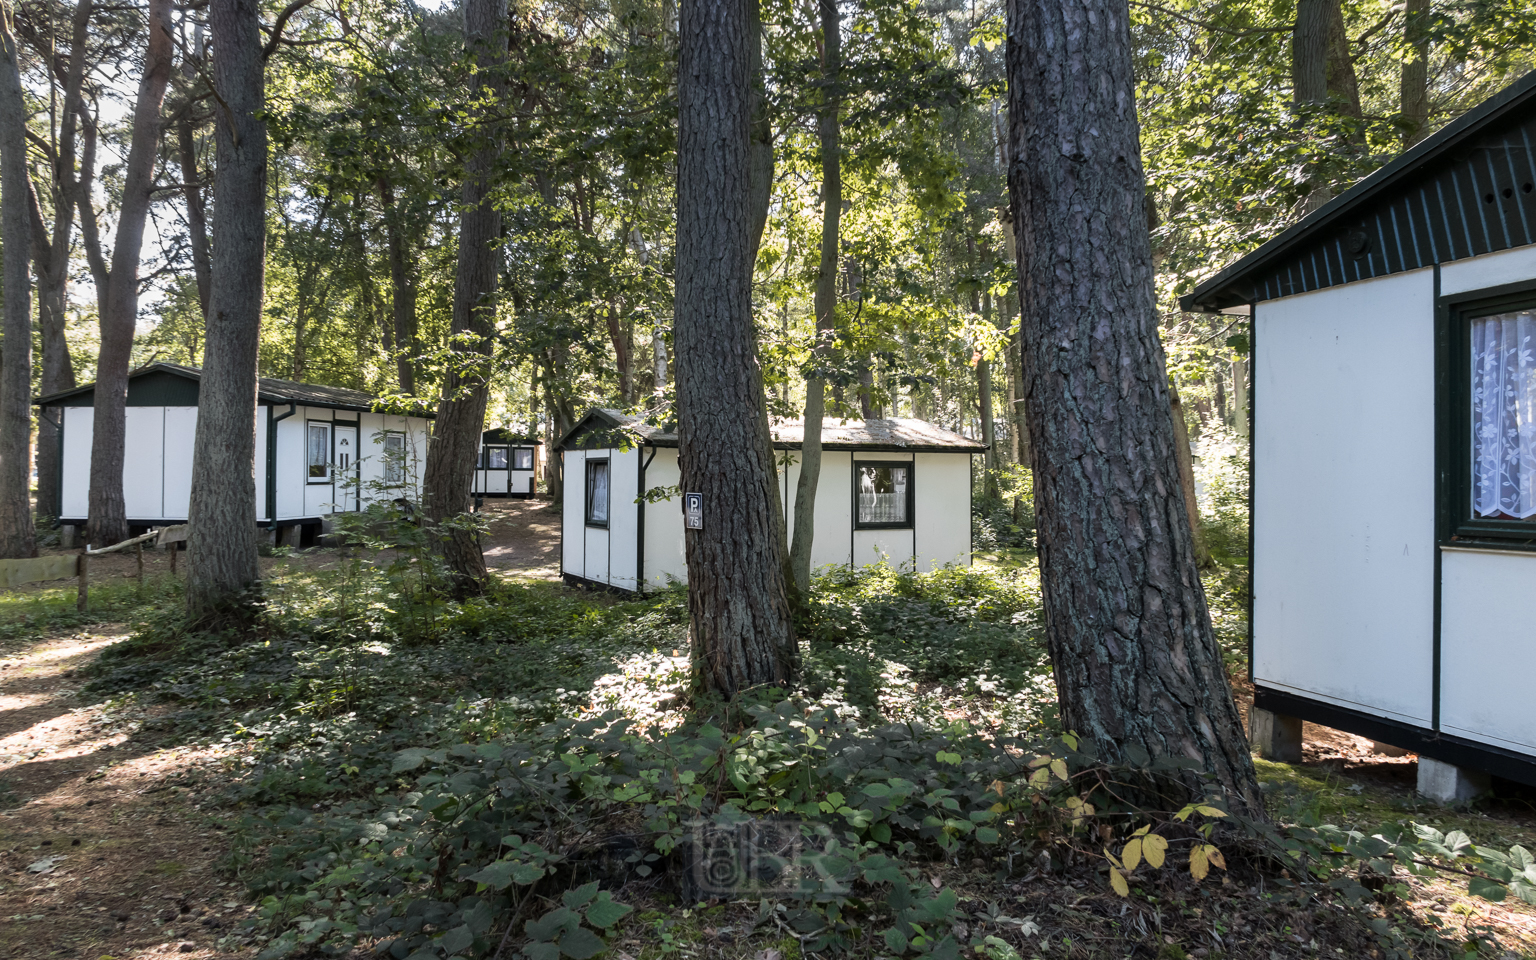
[558,407,986,452]
[1182,70,1536,313]
[35,361,433,417]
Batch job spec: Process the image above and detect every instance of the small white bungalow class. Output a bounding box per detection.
[472,429,542,498]
[35,362,434,544]
[557,408,985,592]
[1183,71,1536,795]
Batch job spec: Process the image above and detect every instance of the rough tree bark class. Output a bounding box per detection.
[1167,381,1209,567]
[1400,0,1430,146]
[1293,0,1334,213]
[1325,1,1360,118]
[675,0,796,696]
[185,0,267,618]
[1005,0,1262,814]
[789,0,840,595]
[85,0,173,546]
[0,2,36,557]
[175,112,212,318]
[377,176,417,394]
[25,0,89,521]
[420,0,506,593]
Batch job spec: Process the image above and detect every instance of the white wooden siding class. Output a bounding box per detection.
[1439,548,1536,752]
[1252,269,1436,726]
[641,448,687,588]
[1440,244,1536,296]
[913,452,972,571]
[123,407,165,519]
[607,449,640,590]
[60,406,92,519]
[562,449,587,579]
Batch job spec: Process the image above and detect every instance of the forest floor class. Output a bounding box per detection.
[0,520,1533,958]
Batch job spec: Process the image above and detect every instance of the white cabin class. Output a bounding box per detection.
[472,429,542,498]
[1183,71,1536,791]
[557,408,984,592]
[36,362,434,543]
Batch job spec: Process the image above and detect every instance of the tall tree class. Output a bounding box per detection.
[84,0,173,546]
[23,0,90,522]
[676,0,797,695]
[0,0,35,557]
[1005,0,1262,814]
[1400,0,1431,146]
[788,0,841,595]
[420,0,506,593]
[185,0,267,617]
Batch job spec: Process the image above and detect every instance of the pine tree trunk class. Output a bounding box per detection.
[1399,0,1430,146]
[789,0,840,595]
[0,9,36,557]
[1325,1,1360,118]
[185,0,265,618]
[31,0,89,522]
[1005,0,1262,815]
[378,176,417,394]
[746,0,773,266]
[1168,381,1209,567]
[86,0,173,546]
[1293,0,1334,213]
[176,114,212,318]
[420,0,505,594]
[676,0,796,696]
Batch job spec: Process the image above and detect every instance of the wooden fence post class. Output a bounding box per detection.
[76,551,87,612]
[136,541,144,590]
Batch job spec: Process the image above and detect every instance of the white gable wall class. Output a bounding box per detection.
[1252,267,1436,726]
[563,449,587,578]
[914,452,972,572]
[642,448,687,587]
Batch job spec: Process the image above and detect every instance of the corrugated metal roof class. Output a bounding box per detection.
[559,407,985,452]
[35,361,433,417]
[1182,70,1536,313]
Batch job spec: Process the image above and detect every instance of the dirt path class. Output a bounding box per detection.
[0,630,253,960]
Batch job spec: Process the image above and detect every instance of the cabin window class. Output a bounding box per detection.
[586,459,610,526]
[382,432,406,486]
[306,422,332,483]
[1471,308,1536,522]
[855,461,912,528]
[513,447,535,471]
[485,446,509,469]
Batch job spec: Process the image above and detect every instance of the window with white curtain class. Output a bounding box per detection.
[383,432,406,486]
[306,422,332,482]
[1472,310,1536,521]
[855,462,911,528]
[513,447,534,471]
[586,459,610,526]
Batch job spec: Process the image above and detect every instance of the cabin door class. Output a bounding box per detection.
[334,425,359,511]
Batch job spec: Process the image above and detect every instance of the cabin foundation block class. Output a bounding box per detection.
[1371,741,1409,757]
[1416,757,1490,804]
[59,524,77,549]
[1249,707,1303,763]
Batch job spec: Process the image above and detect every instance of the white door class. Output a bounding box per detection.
[334,425,359,511]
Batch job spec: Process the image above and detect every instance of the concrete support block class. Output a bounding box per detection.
[1371,741,1410,757]
[1417,756,1491,804]
[1249,707,1303,763]
[60,524,77,549]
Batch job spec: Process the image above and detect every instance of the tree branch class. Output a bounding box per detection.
[262,0,318,60]
[1128,1,1292,37]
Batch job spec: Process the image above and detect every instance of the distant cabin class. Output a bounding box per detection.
[1183,71,1536,791]
[35,362,433,541]
[557,408,985,592]
[473,429,542,498]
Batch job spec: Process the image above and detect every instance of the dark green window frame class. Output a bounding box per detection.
[1438,277,1536,551]
[852,459,914,530]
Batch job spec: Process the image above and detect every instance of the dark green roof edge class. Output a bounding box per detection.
[1181,69,1536,313]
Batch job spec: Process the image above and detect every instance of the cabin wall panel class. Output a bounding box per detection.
[643,449,687,588]
[302,408,338,519]
[608,449,640,590]
[563,450,586,579]
[1439,549,1536,752]
[1440,244,1536,296]
[275,414,307,521]
[256,408,269,520]
[122,407,165,520]
[1252,270,1436,725]
[913,453,972,571]
[60,406,92,519]
[163,407,199,520]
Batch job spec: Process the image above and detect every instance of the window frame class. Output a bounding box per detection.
[484,445,510,470]
[512,446,535,471]
[852,458,915,530]
[305,420,333,484]
[585,457,611,528]
[1440,279,1536,550]
[381,430,407,487]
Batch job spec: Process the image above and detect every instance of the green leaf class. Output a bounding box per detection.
[391,748,435,773]
[883,926,910,954]
[1468,876,1507,902]
[1445,830,1472,853]
[584,892,632,929]
[558,926,607,959]
[525,944,561,960]
[526,907,578,942]
[976,826,999,844]
[563,881,601,910]
[468,859,545,889]
[438,925,474,955]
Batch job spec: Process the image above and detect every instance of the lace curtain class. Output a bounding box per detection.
[857,465,908,524]
[1472,310,1536,519]
[587,461,609,523]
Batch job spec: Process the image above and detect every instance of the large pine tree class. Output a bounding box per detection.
[1005,0,1263,814]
